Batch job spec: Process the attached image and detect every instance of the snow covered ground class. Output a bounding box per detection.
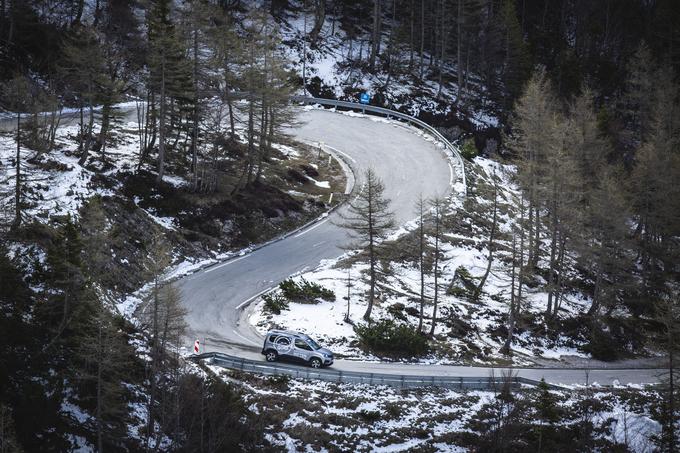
[210,364,660,452]
[250,156,595,366]
[275,2,500,129]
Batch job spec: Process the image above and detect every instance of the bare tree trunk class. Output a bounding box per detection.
[369,0,381,72]
[473,172,498,301]
[192,26,199,190]
[13,111,20,229]
[418,199,425,332]
[409,0,415,69]
[502,233,517,355]
[419,0,425,79]
[669,318,676,453]
[517,194,526,316]
[73,0,84,27]
[79,90,95,165]
[436,0,446,99]
[96,323,104,453]
[77,103,85,155]
[429,201,442,336]
[546,198,559,320]
[157,56,166,184]
[309,0,325,46]
[532,206,541,267]
[365,192,376,320]
[551,235,567,319]
[96,101,111,164]
[457,0,464,104]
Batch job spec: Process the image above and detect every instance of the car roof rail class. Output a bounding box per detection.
[268,329,300,336]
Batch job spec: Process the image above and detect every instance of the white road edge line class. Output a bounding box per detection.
[448,161,454,187]
[204,254,248,273]
[235,286,273,310]
[324,144,357,163]
[293,217,329,238]
[231,329,259,346]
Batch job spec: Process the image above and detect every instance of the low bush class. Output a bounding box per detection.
[355,319,430,357]
[459,139,479,160]
[263,292,289,314]
[279,278,335,304]
[447,266,477,299]
[358,409,382,422]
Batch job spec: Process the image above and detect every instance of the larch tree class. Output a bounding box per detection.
[629,65,680,317]
[339,169,395,321]
[429,195,446,336]
[472,168,499,302]
[508,67,556,271]
[415,194,427,332]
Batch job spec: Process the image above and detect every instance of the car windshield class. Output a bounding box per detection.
[307,338,321,350]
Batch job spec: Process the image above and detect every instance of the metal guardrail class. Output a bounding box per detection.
[291,96,467,196]
[190,352,560,391]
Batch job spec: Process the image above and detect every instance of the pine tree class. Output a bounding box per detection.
[60,27,105,164]
[629,65,680,317]
[41,215,94,354]
[147,0,192,183]
[75,308,133,452]
[339,169,395,321]
[1,74,32,230]
[497,0,531,110]
[532,378,561,452]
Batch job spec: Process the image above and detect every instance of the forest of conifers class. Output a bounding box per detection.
[0,0,679,451]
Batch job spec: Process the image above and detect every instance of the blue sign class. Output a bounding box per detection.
[359,92,371,105]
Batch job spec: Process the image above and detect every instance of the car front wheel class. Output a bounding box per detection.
[265,350,278,362]
[309,357,322,369]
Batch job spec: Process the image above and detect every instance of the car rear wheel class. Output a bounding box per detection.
[265,350,278,362]
[309,357,322,369]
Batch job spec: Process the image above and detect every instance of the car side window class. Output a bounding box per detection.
[276,337,290,346]
[295,339,312,351]
[269,335,278,343]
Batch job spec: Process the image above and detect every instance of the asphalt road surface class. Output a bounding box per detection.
[178,108,664,387]
[1,105,664,386]
[178,108,453,348]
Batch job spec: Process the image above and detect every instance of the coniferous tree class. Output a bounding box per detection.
[429,195,445,336]
[339,168,395,321]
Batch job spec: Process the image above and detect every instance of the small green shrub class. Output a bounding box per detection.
[459,139,478,161]
[387,302,407,321]
[447,266,477,299]
[384,401,403,418]
[279,278,335,304]
[355,319,430,357]
[266,374,291,390]
[263,292,289,314]
[358,409,382,422]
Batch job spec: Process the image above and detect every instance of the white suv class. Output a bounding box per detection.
[261,330,334,368]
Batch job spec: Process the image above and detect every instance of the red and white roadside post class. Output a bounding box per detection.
[193,339,200,354]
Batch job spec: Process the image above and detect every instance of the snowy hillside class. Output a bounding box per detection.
[251,156,606,366]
